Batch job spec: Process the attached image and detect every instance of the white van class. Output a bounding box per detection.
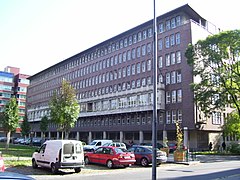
[32,140,85,174]
[83,139,112,151]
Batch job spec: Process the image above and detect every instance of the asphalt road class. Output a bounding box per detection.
[5,155,240,180]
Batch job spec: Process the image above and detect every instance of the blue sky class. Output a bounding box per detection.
[0,0,239,76]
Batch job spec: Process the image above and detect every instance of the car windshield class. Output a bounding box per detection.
[115,148,127,154]
[89,141,97,145]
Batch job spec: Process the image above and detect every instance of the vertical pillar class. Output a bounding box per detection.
[88,132,92,144]
[57,132,59,140]
[139,130,144,144]
[120,131,123,143]
[103,131,106,139]
[163,130,167,140]
[183,127,188,149]
[48,132,51,140]
[76,132,79,141]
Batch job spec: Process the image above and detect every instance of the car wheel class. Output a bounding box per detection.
[51,163,58,174]
[106,160,113,169]
[140,158,149,167]
[84,157,90,165]
[74,167,81,173]
[32,159,38,169]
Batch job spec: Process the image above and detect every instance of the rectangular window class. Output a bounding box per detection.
[165,36,170,48]
[158,39,163,50]
[148,28,153,37]
[147,59,151,71]
[212,112,222,125]
[131,48,136,59]
[176,16,181,26]
[142,78,146,86]
[138,32,142,41]
[132,64,135,75]
[176,51,181,63]
[171,71,176,84]
[143,30,147,39]
[128,36,132,45]
[172,90,176,103]
[127,50,131,61]
[166,111,171,124]
[166,72,170,85]
[171,52,176,65]
[137,62,141,74]
[166,20,171,30]
[159,23,164,33]
[127,65,131,76]
[147,43,152,54]
[158,56,163,68]
[177,89,182,102]
[172,110,176,123]
[123,52,127,62]
[171,18,176,28]
[142,61,146,72]
[176,33,181,44]
[178,109,182,123]
[133,34,137,43]
[166,91,171,104]
[170,34,175,46]
[165,54,170,66]
[137,47,141,58]
[177,70,182,83]
[142,45,146,56]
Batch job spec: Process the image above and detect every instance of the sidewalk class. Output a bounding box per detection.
[166,153,200,165]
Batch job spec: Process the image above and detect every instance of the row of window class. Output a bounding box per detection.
[166,109,182,124]
[0,76,13,83]
[29,49,182,96]
[166,89,182,104]
[31,15,183,84]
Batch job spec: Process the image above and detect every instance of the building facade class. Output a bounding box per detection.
[0,66,29,134]
[27,4,225,150]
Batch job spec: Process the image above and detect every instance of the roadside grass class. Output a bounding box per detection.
[0,142,37,167]
[193,151,236,155]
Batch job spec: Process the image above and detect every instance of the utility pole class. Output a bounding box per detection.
[152,0,158,179]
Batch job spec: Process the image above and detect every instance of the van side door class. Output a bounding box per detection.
[35,144,47,167]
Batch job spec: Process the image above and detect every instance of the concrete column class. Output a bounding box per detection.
[88,132,92,144]
[163,130,167,140]
[48,132,51,139]
[57,132,60,140]
[139,130,144,144]
[76,132,79,141]
[120,131,123,143]
[103,131,107,139]
[183,127,188,149]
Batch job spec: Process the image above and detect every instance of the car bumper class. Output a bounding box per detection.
[56,161,85,169]
[113,159,136,166]
[157,156,168,163]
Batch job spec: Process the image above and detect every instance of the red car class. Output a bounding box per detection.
[84,146,136,168]
[0,156,5,172]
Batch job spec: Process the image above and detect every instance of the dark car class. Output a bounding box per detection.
[0,172,35,180]
[127,145,167,167]
[32,138,44,146]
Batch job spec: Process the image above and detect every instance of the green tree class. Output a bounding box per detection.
[185,30,240,137]
[3,97,19,149]
[49,80,80,139]
[185,30,240,117]
[40,115,49,138]
[21,114,31,138]
[223,112,240,139]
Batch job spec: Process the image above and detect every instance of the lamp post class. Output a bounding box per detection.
[152,0,158,179]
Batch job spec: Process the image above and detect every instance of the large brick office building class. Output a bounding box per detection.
[27,4,225,150]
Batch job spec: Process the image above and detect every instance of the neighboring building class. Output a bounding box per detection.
[27,4,226,150]
[0,66,29,134]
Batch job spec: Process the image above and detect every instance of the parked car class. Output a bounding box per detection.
[0,156,5,172]
[140,142,164,150]
[103,142,127,150]
[84,146,136,168]
[13,138,24,144]
[83,139,112,151]
[32,138,44,146]
[127,145,167,167]
[32,140,85,174]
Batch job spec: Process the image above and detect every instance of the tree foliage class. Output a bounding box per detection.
[223,113,240,139]
[21,114,31,137]
[3,97,19,149]
[40,115,49,137]
[185,30,240,117]
[185,29,240,138]
[49,80,80,139]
